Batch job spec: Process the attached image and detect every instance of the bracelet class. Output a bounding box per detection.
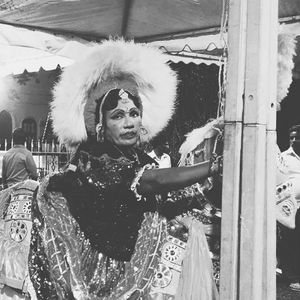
[131,163,156,201]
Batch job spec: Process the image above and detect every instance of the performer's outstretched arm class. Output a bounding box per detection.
[138,160,213,194]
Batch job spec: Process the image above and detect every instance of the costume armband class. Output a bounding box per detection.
[131,163,156,201]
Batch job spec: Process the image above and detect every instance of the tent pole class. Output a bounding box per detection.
[262,0,278,297]
[220,0,278,298]
[219,0,247,297]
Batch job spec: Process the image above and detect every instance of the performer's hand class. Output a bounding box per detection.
[209,155,223,177]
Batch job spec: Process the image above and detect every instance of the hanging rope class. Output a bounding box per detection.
[42,112,51,143]
[217,0,229,118]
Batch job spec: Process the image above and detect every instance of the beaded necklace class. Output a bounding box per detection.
[112,144,140,164]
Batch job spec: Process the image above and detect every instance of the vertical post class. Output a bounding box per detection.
[239,0,278,298]
[220,0,278,299]
[219,0,247,298]
[262,0,278,298]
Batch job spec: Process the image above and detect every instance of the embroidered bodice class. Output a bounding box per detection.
[46,141,157,261]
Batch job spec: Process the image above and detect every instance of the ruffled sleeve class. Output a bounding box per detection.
[29,177,93,299]
[130,163,157,201]
[40,153,158,262]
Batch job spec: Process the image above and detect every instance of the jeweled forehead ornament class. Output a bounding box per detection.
[119,89,130,103]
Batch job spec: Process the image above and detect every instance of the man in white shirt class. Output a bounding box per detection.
[148,140,172,169]
[278,125,300,291]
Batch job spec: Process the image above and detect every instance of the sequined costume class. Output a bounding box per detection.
[28,141,218,299]
[0,180,39,299]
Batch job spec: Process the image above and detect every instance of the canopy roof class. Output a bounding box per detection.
[0,45,73,76]
[0,22,226,76]
[0,0,299,76]
[0,0,299,42]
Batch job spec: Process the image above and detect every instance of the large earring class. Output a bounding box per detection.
[140,125,148,136]
[96,123,104,143]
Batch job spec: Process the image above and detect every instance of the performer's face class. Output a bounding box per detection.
[104,99,142,147]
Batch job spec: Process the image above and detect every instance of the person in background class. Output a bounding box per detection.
[1,128,38,188]
[148,139,173,168]
[278,124,300,291]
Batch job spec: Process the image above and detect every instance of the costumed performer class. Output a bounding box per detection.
[28,39,222,300]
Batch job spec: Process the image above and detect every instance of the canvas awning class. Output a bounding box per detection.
[0,22,226,76]
[0,45,73,76]
[0,0,298,75]
[0,0,298,42]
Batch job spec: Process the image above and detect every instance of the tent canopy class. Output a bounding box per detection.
[0,0,299,42]
[0,44,73,76]
[0,0,299,75]
[0,20,228,76]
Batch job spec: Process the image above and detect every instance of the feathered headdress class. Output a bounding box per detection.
[51,39,177,148]
[277,31,297,108]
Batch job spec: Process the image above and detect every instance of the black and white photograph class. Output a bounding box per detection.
[0,1,299,299]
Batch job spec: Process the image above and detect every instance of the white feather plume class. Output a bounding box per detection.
[277,32,297,108]
[178,118,224,166]
[51,39,177,148]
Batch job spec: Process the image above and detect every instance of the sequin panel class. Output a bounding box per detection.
[152,263,173,288]
[7,201,19,215]
[162,242,183,264]
[22,200,32,214]
[10,220,28,242]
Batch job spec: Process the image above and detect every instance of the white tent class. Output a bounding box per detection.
[0,23,227,76]
[0,21,299,75]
